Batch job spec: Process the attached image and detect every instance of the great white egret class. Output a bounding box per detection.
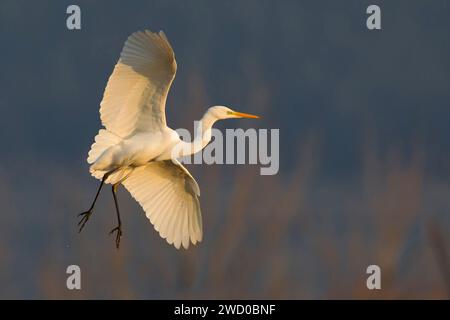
[79,30,259,249]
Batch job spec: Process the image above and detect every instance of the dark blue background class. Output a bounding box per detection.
[0,0,449,299]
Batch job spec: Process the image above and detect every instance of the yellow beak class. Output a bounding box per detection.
[232,111,260,119]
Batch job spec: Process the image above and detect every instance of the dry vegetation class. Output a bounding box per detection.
[0,2,449,299]
[0,98,448,299]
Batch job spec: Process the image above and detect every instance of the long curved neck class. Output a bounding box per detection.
[177,110,218,157]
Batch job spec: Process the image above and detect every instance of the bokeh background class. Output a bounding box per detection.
[0,0,449,299]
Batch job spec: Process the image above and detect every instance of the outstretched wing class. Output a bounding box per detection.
[99,30,177,138]
[122,160,202,249]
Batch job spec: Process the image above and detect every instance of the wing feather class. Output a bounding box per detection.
[99,30,177,138]
[122,160,202,249]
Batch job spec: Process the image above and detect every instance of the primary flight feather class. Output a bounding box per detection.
[79,30,258,249]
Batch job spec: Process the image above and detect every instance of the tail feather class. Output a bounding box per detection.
[90,167,134,184]
[88,129,127,184]
[87,129,121,164]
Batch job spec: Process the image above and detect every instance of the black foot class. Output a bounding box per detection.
[78,210,93,233]
[109,225,123,249]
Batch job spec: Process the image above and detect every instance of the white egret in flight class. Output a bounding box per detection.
[79,30,259,249]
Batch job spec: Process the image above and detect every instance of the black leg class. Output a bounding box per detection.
[78,171,113,232]
[109,183,123,249]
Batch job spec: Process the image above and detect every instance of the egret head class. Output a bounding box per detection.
[208,105,259,120]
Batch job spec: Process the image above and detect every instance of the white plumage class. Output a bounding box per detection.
[79,30,258,249]
[122,160,202,249]
[100,31,175,137]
